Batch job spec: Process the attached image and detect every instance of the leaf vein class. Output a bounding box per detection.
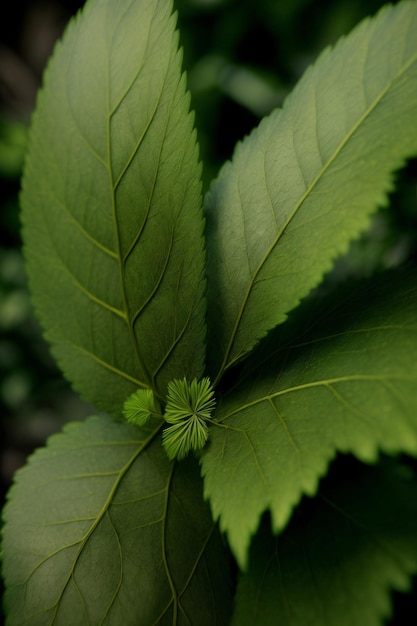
[66,342,147,388]
[268,398,301,457]
[216,45,417,378]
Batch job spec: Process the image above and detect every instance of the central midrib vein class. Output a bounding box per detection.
[216,46,417,386]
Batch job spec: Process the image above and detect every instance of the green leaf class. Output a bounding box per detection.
[204,1,417,382]
[0,116,28,178]
[201,271,417,567]
[162,377,216,460]
[232,460,417,626]
[123,388,161,427]
[2,415,232,625]
[21,0,206,416]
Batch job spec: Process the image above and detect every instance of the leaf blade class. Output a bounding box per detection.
[2,415,232,625]
[21,0,206,416]
[232,461,417,626]
[201,271,417,567]
[205,1,417,381]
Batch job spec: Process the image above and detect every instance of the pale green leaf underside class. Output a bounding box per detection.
[232,462,417,626]
[21,0,206,416]
[205,1,417,382]
[2,415,232,625]
[201,271,417,567]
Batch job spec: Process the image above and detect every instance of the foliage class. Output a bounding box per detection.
[2,0,417,623]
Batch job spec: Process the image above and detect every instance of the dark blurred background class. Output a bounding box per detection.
[1,0,416,623]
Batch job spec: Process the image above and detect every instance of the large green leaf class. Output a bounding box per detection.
[232,460,417,626]
[21,0,206,416]
[2,415,232,625]
[201,271,417,567]
[204,1,417,382]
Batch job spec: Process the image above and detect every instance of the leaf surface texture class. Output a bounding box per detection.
[202,271,417,566]
[205,1,417,381]
[232,462,417,626]
[2,415,232,625]
[21,0,206,414]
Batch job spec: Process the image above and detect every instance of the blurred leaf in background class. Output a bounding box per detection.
[0,118,27,179]
[0,0,91,500]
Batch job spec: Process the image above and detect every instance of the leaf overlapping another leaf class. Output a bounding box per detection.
[232,461,417,626]
[201,271,417,567]
[205,0,417,383]
[2,415,232,625]
[21,0,206,416]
